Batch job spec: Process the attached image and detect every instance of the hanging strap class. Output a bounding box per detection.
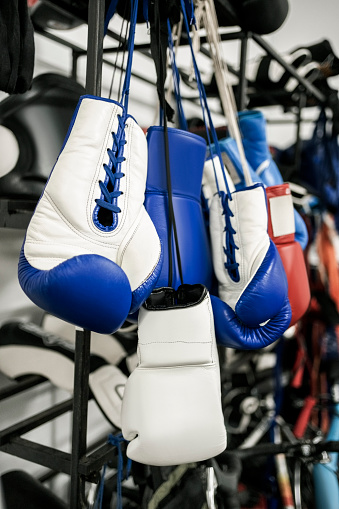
[179,0,233,200]
[196,0,253,188]
[104,0,149,34]
[167,19,188,131]
[153,0,184,287]
[150,3,175,123]
[119,0,139,112]
[103,0,139,112]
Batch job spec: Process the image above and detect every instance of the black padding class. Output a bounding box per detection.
[215,0,289,34]
[30,2,83,30]
[238,0,289,34]
[0,73,85,200]
[0,0,35,94]
[1,470,67,509]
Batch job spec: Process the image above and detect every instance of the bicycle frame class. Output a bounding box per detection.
[313,389,339,509]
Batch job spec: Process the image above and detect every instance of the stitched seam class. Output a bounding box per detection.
[139,341,211,345]
[137,363,216,371]
[40,193,119,250]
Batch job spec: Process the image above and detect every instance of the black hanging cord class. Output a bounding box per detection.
[153,0,183,287]
[150,1,175,123]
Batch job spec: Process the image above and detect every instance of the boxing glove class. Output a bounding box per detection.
[214,133,308,250]
[145,126,213,290]
[237,109,308,249]
[121,284,227,466]
[211,293,292,349]
[18,95,163,334]
[208,178,289,327]
[266,184,310,326]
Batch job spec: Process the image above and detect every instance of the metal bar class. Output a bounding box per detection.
[0,199,36,230]
[38,435,115,484]
[38,0,88,23]
[69,328,92,509]
[78,443,117,477]
[72,50,80,81]
[35,28,156,88]
[0,375,45,401]
[180,29,246,46]
[85,0,105,96]
[1,437,71,473]
[34,26,85,52]
[236,32,249,111]
[0,399,73,446]
[252,33,327,104]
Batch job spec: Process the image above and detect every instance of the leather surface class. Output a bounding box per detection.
[266,184,311,325]
[209,183,288,326]
[121,285,227,466]
[211,294,292,349]
[145,126,213,289]
[19,95,162,333]
[19,249,132,334]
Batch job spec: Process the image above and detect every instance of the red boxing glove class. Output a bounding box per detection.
[266,184,311,326]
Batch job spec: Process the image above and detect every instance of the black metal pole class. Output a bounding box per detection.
[69,1,105,507]
[69,328,92,509]
[85,0,105,96]
[237,32,249,111]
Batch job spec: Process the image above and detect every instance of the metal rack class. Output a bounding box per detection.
[0,2,118,508]
[0,3,334,508]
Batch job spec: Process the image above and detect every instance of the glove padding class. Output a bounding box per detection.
[145,126,213,290]
[121,284,227,466]
[209,181,289,327]
[18,95,163,334]
[211,294,291,349]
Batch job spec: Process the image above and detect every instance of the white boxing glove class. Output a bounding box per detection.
[121,284,227,466]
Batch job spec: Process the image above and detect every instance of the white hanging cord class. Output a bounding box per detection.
[195,0,253,187]
[165,17,183,105]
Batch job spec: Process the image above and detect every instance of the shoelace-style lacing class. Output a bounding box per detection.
[94,114,127,230]
[221,191,239,282]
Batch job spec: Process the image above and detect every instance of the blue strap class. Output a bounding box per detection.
[120,0,139,111]
[180,0,232,199]
[184,0,196,26]
[143,0,149,27]
[93,464,107,509]
[93,433,131,509]
[167,19,188,131]
[104,0,119,35]
[107,433,132,509]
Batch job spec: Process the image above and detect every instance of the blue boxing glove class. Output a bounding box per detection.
[145,126,214,290]
[238,109,308,249]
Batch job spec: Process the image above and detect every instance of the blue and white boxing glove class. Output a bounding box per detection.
[238,109,308,250]
[203,156,292,348]
[18,95,163,334]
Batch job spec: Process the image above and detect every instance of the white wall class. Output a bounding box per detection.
[1,1,339,505]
